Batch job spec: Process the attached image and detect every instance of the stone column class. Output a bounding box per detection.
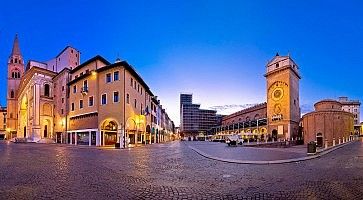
[96,131,101,146]
[32,83,41,141]
[88,131,91,146]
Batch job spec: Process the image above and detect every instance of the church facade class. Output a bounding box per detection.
[5,35,175,146]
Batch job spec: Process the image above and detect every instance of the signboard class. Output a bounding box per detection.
[272,114,283,121]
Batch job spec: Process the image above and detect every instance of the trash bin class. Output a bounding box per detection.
[115,143,120,149]
[307,141,316,154]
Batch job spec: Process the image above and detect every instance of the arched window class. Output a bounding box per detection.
[15,58,18,63]
[44,84,50,97]
[10,90,14,98]
[17,72,20,78]
[11,72,14,78]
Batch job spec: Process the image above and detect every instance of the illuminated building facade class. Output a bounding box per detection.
[214,54,301,141]
[5,35,174,147]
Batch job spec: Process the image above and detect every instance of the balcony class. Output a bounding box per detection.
[81,86,88,95]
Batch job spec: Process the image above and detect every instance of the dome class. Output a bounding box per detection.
[314,99,342,111]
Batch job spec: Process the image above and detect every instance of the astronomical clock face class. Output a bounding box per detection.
[269,81,288,102]
[268,81,289,121]
[272,87,283,101]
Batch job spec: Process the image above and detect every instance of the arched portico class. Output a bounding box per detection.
[101,120,118,146]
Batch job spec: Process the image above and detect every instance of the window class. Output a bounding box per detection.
[113,91,119,102]
[10,90,14,98]
[83,80,88,91]
[80,100,83,109]
[137,84,140,92]
[130,78,133,87]
[114,71,119,81]
[75,75,78,79]
[134,99,137,108]
[101,94,107,105]
[106,73,112,83]
[44,84,50,97]
[73,85,77,93]
[86,69,90,74]
[141,103,143,114]
[276,63,279,68]
[62,98,64,103]
[62,86,65,91]
[61,109,64,114]
[80,72,83,76]
[141,88,143,95]
[71,103,75,111]
[89,96,94,106]
[126,94,129,104]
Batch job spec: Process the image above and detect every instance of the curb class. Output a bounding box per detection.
[188,141,356,165]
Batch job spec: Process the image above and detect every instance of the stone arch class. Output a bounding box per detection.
[100,119,119,146]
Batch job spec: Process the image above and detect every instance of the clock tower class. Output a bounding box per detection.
[265,53,301,140]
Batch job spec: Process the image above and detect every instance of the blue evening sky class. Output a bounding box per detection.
[0,0,362,125]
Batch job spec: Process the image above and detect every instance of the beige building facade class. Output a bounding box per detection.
[5,35,174,147]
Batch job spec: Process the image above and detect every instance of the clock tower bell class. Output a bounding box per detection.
[265,53,301,140]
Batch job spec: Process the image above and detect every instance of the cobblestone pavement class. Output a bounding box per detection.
[0,140,362,200]
[187,142,307,161]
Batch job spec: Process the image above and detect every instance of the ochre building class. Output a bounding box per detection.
[301,100,354,147]
[5,35,174,147]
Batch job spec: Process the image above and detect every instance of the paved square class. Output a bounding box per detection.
[0,141,363,199]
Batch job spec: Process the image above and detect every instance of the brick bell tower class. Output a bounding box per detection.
[265,53,301,140]
[7,34,25,138]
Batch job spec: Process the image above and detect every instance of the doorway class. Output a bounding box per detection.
[272,129,278,141]
[316,133,323,147]
[23,126,26,138]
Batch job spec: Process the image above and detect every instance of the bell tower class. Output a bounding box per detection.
[7,34,25,138]
[265,53,301,140]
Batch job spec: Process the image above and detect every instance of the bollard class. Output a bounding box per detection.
[343,137,345,143]
[339,138,341,144]
[325,139,328,149]
[248,139,250,144]
[333,138,336,146]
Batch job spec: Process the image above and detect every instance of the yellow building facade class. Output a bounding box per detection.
[5,35,174,147]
